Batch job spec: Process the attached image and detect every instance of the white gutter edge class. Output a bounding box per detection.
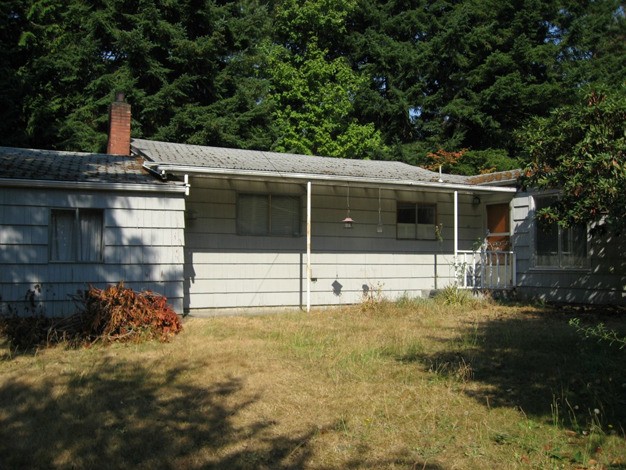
[144,163,518,194]
[0,178,188,194]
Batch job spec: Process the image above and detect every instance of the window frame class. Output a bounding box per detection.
[532,195,588,270]
[236,193,302,237]
[49,208,104,263]
[396,202,437,240]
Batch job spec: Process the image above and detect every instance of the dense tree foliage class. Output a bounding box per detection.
[0,0,624,168]
[5,0,273,152]
[0,1,29,147]
[346,0,624,165]
[267,0,386,158]
[519,86,626,235]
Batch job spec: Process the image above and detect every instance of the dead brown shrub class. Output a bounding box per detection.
[68,282,183,344]
[0,282,182,350]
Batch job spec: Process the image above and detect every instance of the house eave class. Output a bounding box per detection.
[475,179,518,187]
[0,178,188,193]
[145,163,518,195]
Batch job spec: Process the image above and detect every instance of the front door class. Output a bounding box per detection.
[486,203,511,251]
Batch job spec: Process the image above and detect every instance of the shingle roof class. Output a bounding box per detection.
[0,146,158,185]
[132,139,473,185]
[467,169,521,186]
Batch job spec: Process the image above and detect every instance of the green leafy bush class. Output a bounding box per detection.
[569,318,626,350]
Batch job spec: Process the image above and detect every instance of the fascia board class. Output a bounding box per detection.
[147,163,518,194]
[0,178,187,194]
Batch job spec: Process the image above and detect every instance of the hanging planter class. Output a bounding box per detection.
[343,185,354,229]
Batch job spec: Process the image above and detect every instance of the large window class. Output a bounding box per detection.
[397,202,436,240]
[534,196,587,268]
[50,209,104,262]
[237,194,301,237]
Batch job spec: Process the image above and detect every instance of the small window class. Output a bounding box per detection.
[237,194,301,237]
[397,202,436,240]
[534,196,587,268]
[50,209,104,262]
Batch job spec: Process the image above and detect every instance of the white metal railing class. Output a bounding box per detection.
[455,249,516,290]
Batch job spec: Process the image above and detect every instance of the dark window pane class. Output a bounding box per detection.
[534,195,587,268]
[417,206,435,225]
[238,194,269,235]
[397,203,416,224]
[271,196,300,236]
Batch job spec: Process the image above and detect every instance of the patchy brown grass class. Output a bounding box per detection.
[1,299,625,469]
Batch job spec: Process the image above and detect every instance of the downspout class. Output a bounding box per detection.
[454,190,459,287]
[306,181,312,313]
[454,190,459,259]
[142,163,165,179]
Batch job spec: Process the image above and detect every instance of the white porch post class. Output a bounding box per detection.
[306,181,311,313]
[453,190,459,259]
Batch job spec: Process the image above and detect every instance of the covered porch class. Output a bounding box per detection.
[133,138,517,313]
[299,181,517,311]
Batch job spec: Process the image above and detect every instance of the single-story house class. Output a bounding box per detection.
[131,139,519,313]
[0,147,187,315]
[0,97,188,315]
[1,96,624,316]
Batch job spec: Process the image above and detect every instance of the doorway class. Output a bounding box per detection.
[486,203,511,251]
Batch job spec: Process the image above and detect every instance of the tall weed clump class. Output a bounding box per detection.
[434,285,485,308]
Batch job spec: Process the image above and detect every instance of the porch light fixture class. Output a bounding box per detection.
[472,195,481,206]
[377,187,383,233]
[342,185,354,229]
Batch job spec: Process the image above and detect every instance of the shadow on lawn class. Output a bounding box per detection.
[0,357,316,469]
[0,354,442,470]
[416,307,626,434]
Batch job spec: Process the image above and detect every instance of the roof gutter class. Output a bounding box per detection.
[145,163,518,194]
[0,178,188,194]
[475,178,519,187]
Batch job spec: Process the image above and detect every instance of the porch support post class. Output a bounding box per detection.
[306,181,312,313]
[453,190,459,259]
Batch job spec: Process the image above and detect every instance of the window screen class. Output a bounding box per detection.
[237,194,301,237]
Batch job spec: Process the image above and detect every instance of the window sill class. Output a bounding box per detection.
[49,260,104,264]
[529,266,591,273]
[236,233,303,238]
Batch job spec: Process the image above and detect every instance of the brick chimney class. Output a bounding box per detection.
[107,92,131,155]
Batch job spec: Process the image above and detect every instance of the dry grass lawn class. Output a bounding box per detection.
[1,298,625,469]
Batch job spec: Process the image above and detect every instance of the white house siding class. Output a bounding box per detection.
[184,177,492,312]
[0,187,186,316]
[512,192,626,305]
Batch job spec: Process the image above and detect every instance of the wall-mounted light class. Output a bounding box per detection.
[342,185,354,229]
[472,195,481,206]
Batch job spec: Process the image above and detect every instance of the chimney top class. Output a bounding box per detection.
[107,93,131,156]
